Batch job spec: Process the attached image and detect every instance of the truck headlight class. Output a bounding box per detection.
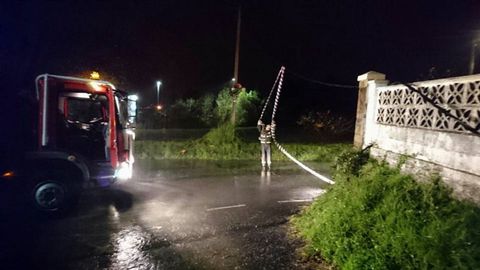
[115,162,132,180]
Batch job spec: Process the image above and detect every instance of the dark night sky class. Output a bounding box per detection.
[1,0,480,114]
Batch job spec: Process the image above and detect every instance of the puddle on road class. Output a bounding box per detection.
[127,159,331,219]
[134,159,332,181]
[110,225,155,269]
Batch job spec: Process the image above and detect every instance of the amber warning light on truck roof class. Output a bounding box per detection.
[90,71,100,80]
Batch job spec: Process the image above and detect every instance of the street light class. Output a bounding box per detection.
[156,80,162,105]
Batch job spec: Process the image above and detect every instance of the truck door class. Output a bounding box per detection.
[58,92,109,161]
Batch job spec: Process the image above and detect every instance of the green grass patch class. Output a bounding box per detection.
[135,124,349,162]
[292,154,480,269]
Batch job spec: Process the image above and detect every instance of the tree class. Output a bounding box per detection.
[215,88,233,124]
[236,89,260,126]
[168,98,202,128]
[143,87,261,129]
[199,93,216,127]
[215,87,260,126]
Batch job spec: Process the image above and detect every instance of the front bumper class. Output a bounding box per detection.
[89,161,116,187]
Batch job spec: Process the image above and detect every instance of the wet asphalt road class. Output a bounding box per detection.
[0,160,329,270]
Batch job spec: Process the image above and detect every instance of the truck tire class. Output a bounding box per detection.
[30,172,81,215]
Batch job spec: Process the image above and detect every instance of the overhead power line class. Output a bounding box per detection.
[287,70,357,89]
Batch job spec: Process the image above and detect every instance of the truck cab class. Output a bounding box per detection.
[1,74,137,214]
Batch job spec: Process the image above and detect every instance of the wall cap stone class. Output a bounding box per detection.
[357,71,386,82]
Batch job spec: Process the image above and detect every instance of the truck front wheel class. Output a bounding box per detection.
[33,181,67,211]
[30,175,80,214]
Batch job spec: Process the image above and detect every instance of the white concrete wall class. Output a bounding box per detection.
[361,75,480,203]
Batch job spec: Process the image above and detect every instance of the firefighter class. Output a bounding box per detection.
[257,120,275,169]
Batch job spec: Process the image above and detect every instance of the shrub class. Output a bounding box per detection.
[334,145,371,176]
[135,126,350,162]
[202,123,239,145]
[293,159,480,270]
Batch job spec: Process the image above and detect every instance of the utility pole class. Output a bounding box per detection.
[231,5,242,125]
[234,6,241,82]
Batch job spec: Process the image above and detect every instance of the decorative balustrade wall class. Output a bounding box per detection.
[357,72,480,203]
[376,81,480,133]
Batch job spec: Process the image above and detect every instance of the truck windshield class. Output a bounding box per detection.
[67,98,107,123]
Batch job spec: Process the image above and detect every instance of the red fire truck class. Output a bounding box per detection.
[1,74,136,214]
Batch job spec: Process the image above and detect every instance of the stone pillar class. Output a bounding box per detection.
[354,71,386,148]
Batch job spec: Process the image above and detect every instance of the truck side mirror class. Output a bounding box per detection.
[127,94,138,126]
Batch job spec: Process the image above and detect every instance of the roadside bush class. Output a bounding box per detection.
[334,145,371,176]
[135,125,350,161]
[202,123,239,145]
[292,158,480,269]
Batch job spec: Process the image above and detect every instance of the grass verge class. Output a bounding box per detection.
[292,152,480,269]
[135,124,349,162]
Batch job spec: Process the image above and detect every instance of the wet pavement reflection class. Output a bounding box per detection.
[0,160,329,269]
